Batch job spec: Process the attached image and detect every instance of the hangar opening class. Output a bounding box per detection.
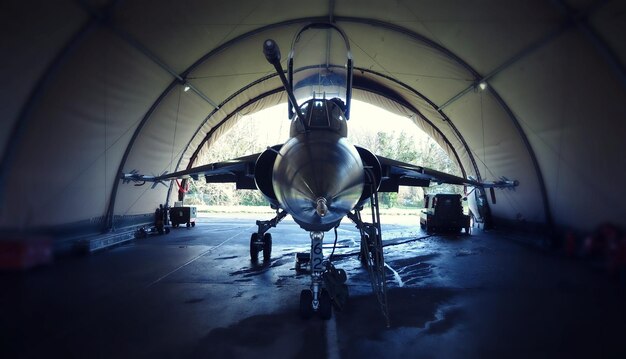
[184,100,463,212]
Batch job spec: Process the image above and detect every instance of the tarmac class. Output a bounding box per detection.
[2,213,626,358]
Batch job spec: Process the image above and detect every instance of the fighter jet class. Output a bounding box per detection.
[123,23,517,321]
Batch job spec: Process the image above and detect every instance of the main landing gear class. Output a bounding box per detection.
[249,210,287,262]
[298,231,349,320]
[346,191,391,327]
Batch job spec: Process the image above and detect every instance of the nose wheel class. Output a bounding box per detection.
[299,288,332,320]
[318,289,332,320]
[299,289,314,319]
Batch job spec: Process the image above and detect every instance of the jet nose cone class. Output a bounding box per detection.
[316,197,328,217]
[272,133,364,230]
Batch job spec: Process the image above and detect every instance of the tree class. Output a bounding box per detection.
[349,128,462,207]
[190,115,287,206]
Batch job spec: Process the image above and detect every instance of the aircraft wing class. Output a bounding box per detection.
[375,155,517,192]
[122,151,517,192]
[121,153,260,190]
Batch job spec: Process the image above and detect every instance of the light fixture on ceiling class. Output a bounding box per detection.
[183,84,191,92]
[478,82,488,90]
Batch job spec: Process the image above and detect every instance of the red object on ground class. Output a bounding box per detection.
[607,235,626,276]
[564,231,577,257]
[0,236,53,270]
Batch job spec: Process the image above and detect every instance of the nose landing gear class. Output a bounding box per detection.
[298,232,348,320]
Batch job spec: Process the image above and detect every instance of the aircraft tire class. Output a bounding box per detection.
[359,235,369,266]
[318,289,332,320]
[299,290,314,320]
[263,233,272,260]
[250,233,259,262]
[336,268,347,283]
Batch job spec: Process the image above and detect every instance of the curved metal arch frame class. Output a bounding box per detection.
[165,80,470,212]
[90,16,548,230]
[182,73,282,172]
[179,66,474,167]
[335,16,552,226]
[351,73,469,178]
[353,67,482,181]
[105,19,324,231]
[104,80,180,230]
[0,15,101,215]
[164,87,284,203]
[176,68,474,178]
[172,71,471,184]
[10,3,622,233]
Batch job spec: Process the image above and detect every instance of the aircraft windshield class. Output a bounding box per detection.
[289,24,351,113]
[289,99,348,137]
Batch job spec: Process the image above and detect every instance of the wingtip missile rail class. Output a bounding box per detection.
[478,177,519,189]
[120,171,168,188]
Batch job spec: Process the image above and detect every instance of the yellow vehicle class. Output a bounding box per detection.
[170,206,197,228]
[420,194,471,234]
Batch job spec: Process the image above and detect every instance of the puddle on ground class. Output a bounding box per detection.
[189,311,327,358]
[215,255,238,260]
[335,287,461,358]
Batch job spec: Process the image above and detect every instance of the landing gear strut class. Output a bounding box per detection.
[299,232,327,319]
[250,210,287,262]
[347,190,390,327]
[298,232,348,320]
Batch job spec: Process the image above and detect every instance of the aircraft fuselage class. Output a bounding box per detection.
[272,130,364,232]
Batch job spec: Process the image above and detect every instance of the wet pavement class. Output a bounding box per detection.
[2,214,626,358]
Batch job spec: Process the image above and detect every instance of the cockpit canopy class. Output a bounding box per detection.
[289,98,348,137]
[288,23,353,120]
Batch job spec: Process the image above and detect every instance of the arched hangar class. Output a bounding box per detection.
[4,2,626,358]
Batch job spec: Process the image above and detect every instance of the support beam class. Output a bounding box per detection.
[173,69,477,186]
[438,0,614,111]
[550,0,626,89]
[109,16,553,231]
[438,22,571,112]
[333,16,553,228]
[0,4,103,217]
[104,81,179,232]
[165,87,284,203]
[106,26,220,109]
[105,18,324,232]
[77,0,220,109]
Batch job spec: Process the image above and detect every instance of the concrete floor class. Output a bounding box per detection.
[2,214,626,359]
